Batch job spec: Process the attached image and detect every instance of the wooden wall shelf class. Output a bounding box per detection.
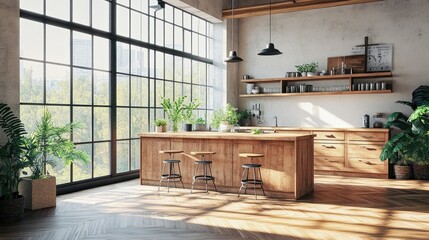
[240,72,393,98]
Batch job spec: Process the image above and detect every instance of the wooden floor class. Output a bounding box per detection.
[1,175,429,240]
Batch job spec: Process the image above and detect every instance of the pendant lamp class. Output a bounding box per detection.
[225,0,243,62]
[150,0,165,12]
[258,0,282,56]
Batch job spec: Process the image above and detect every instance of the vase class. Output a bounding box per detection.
[172,121,179,132]
[246,83,255,94]
[301,72,307,77]
[219,122,233,132]
[184,124,192,132]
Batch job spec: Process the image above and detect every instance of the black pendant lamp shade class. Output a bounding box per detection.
[225,50,243,62]
[258,43,282,56]
[258,0,282,56]
[225,0,243,63]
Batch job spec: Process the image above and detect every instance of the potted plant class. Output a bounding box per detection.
[160,96,186,132]
[380,85,429,179]
[210,104,239,132]
[182,98,201,132]
[194,117,207,131]
[295,62,318,77]
[0,103,28,223]
[19,109,89,210]
[155,119,167,133]
[238,109,251,126]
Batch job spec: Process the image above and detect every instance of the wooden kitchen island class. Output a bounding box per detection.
[139,132,315,199]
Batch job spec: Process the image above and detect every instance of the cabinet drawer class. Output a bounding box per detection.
[348,144,384,159]
[315,157,345,170]
[314,143,345,157]
[347,132,387,141]
[313,131,345,141]
[347,158,386,173]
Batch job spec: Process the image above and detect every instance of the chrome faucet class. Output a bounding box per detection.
[273,116,278,127]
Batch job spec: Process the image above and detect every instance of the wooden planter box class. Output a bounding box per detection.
[18,176,56,210]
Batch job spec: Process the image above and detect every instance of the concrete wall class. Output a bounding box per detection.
[0,0,19,144]
[166,0,224,22]
[238,0,429,127]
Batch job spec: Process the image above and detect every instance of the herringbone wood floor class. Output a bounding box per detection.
[1,175,429,240]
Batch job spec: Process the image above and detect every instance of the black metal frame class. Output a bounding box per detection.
[19,0,214,191]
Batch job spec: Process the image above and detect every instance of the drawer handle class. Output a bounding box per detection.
[328,160,339,163]
[362,135,374,139]
[322,145,336,149]
[358,160,375,165]
[361,146,377,151]
[325,134,336,138]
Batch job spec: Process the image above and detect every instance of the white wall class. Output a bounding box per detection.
[237,0,429,127]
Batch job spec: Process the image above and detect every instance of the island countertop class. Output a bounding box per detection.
[140,131,315,199]
[138,131,316,141]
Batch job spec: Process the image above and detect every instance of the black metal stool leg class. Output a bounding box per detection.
[158,163,166,191]
[253,167,257,199]
[238,166,247,197]
[244,168,249,194]
[178,163,185,189]
[259,167,265,196]
[208,163,217,191]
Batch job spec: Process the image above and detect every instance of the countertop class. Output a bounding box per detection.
[238,126,390,132]
[139,131,316,141]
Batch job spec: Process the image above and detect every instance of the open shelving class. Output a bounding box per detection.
[239,72,393,98]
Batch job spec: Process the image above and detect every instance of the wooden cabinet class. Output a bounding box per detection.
[240,72,392,98]
[240,127,389,178]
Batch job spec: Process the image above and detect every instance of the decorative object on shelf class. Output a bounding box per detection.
[20,109,89,210]
[372,113,384,128]
[155,118,167,132]
[193,117,207,131]
[242,75,251,79]
[257,0,282,56]
[251,86,260,94]
[225,0,243,62]
[328,55,365,74]
[246,83,255,94]
[380,85,429,179]
[210,104,239,132]
[252,103,263,124]
[295,62,318,76]
[352,36,393,72]
[362,114,370,128]
[0,103,28,223]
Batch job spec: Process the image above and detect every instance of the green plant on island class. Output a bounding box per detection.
[238,109,251,126]
[22,109,90,180]
[194,117,206,125]
[160,96,186,132]
[155,118,167,127]
[251,128,262,135]
[0,103,28,200]
[210,104,239,129]
[182,98,201,124]
[295,62,318,73]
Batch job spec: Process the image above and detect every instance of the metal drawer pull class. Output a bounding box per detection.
[322,145,336,149]
[325,134,336,138]
[362,135,374,138]
[358,160,375,165]
[328,160,339,163]
[361,146,377,151]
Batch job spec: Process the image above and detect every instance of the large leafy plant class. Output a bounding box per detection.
[182,98,201,124]
[160,96,186,132]
[210,104,239,129]
[380,85,429,165]
[0,103,28,200]
[22,109,89,179]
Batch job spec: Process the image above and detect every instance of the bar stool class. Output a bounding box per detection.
[190,151,217,193]
[237,153,265,199]
[158,150,184,192]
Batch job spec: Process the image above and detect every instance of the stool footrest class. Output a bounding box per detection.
[194,175,215,181]
[241,179,263,184]
[161,173,182,179]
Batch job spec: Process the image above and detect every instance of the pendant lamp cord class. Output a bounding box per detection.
[231,0,235,49]
[269,0,272,43]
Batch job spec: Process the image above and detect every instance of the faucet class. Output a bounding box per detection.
[273,116,278,127]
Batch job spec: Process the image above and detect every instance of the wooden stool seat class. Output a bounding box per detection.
[239,153,264,158]
[159,150,183,154]
[190,151,216,156]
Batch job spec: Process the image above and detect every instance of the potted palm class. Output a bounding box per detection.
[210,104,239,132]
[407,105,429,179]
[19,109,89,210]
[155,119,167,133]
[0,103,28,223]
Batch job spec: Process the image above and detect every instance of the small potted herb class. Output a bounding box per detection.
[238,109,251,126]
[194,117,207,131]
[295,62,318,77]
[155,118,167,133]
[182,98,201,132]
[211,104,239,132]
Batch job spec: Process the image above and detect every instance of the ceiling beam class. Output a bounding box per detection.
[222,0,383,19]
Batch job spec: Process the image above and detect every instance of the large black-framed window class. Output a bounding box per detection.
[19,0,213,186]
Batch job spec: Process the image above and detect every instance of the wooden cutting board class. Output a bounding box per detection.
[327,55,366,73]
